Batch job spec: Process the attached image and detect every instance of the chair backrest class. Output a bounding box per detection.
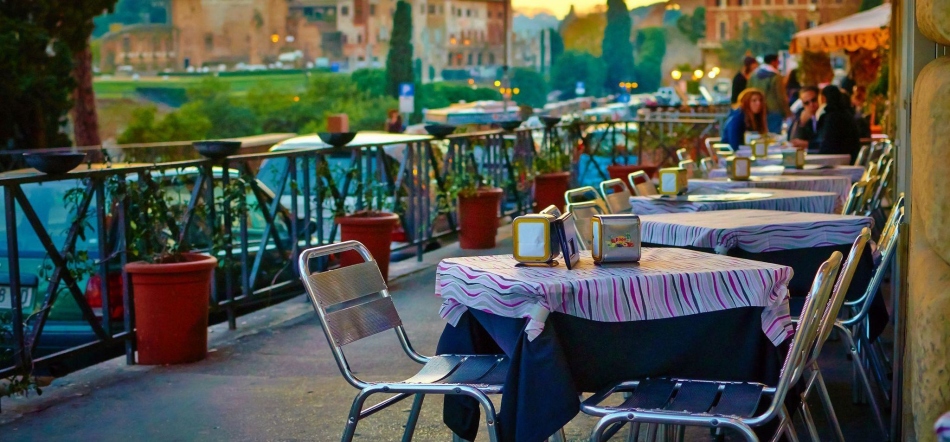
[713,143,735,157]
[866,157,893,215]
[565,186,609,214]
[808,228,871,364]
[628,171,658,196]
[298,241,419,389]
[843,201,905,326]
[699,158,717,173]
[676,148,691,162]
[565,200,604,249]
[679,160,697,178]
[539,204,562,217]
[704,137,722,159]
[762,252,842,423]
[598,178,632,214]
[854,145,870,166]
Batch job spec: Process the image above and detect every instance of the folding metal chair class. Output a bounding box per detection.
[854,145,870,167]
[539,204,562,217]
[704,137,722,160]
[794,229,872,442]
[565,186,610,214]
[297,241,509,442]
[581,252,844,442]
[833,196,905,440]
[565,200,604,249]
[599,178,632,214]
[713,143,735,159]
[841,180,871,215]
[699,158,717,175]
[627,171,658,197]
[676,148,691,162]
[679,160,697,179]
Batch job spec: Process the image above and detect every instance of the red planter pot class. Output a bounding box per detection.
[533,172,571,213]
[125,253,218,365]
[607,165,659,192]
[336,212,400,280]
[458,187,503,249]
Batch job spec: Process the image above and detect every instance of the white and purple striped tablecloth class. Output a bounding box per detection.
[689,176,851,212]
[937,411,950,441]
[730,152,852,167]
[629,188,837,215]
[437,249,794,346]
[639,210,873,254]
[708,165,866,183]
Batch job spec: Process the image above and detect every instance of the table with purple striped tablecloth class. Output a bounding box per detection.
[708,164,866,183]
[689,176,851,211]
[629,188,837,215]
[639,209,873,254]
[436,249,794,346]
[729,152,852,167]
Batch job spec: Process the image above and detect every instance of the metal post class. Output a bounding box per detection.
[4,186,25,369]
[221,163,236,330]
[117,182,135,364]
[95,179,111,335]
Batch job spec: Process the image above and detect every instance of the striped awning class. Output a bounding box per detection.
[789,4,891,54]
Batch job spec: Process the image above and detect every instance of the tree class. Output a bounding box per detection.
[551,50,605,99]
[633,28,667,93]
[602,0,636,94]
[352,68,388,98]
[719,14,797,68]
[385,1,414,98]
[675,6,706,43]
[560,9,606,56]
[549,28,564,66]
[859,0,883,11]
[511,68,548,109]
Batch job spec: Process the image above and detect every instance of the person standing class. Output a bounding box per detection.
[731,56,758,104]
[385,109,404,133]
[789,85,820,149]
[850,85,872,140]
[721,88,769,150]
[785,68,802,105]
[747,54,789,134]
[814,85,862,162]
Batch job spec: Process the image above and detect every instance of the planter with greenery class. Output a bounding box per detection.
[334,173,400,281]
[446,167,503,249]
[533,134,573,212]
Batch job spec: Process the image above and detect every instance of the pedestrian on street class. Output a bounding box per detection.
[747,54,790,134]
[731,56,759,104]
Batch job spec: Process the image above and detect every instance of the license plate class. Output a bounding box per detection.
[0,286,34,310]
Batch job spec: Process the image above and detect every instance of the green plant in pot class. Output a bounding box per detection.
[334,165,400,281]
[118,170,232,365]
[533,132,573,212]
[444,162,503,249]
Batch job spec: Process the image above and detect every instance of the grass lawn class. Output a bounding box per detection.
[93,73,311,99]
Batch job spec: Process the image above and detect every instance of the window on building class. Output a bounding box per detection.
[486,11,491,18]
[765,0,771,4]
[342,34,348,44]
[468,53,473,65]
[719,22,726,39]
[429,5,435,14]
[807,20,817,28]
[122,36,131,52]
[478,52,483,65]
[369,4,376,15]
[489,52,495,64]
[457,8,462,16]
[737,0,743,6]
[357,34,362,43]
[448,52,453,65]
[204,34,213,51]
[810,0,817,3]
[440,5,444,13]
[466,9,471,17]
[341,5,349,15]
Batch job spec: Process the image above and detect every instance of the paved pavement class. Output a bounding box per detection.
[0,227,888,441]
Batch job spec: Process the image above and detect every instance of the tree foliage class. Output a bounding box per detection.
[633,27,667,93]
[549,28,564,66]
[601,0,636,93]
[385,1,414,98]
[719,14,797,68]
[561,10,605,56]
[859,0,883,11]
[551,50,605,99]
[511,68,548,109]
[675,6,706,43]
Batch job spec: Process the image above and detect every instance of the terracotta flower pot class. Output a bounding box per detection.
[457,187,503,249]
[607,165,659,192]
[335,212,400,280]
[533,172,571,213]
[125,253,218,365]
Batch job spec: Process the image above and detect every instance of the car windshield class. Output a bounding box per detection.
[0,180,101,258]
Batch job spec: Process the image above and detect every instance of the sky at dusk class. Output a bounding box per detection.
[513,0,667,19]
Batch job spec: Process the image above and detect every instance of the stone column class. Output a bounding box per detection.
[909,0,950,438]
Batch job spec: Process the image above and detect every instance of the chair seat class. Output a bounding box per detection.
[583,378,768,420]
[398,354,509,392]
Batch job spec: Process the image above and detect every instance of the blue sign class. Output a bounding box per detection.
[330,62,340,73]
[399,83,415,97]
[576,81,584,90]
[618,94,631,104]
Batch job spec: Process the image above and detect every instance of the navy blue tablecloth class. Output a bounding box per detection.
[437,307,784,442]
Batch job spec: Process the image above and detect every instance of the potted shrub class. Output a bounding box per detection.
[334,173,400,281]
[120,172,223,365]
[533,134,572,212]
[447,167,503,249]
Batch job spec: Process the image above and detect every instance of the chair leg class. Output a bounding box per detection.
[342,390,374,442]
[401,394,425,442]
[800,398,821,442]
[628,422,641,442]
[777,405,800,442]
[814,369,846,442]
[645,423,658,442]
[548,427,567,442]
[840,325,888,439]
[591,414,629,442]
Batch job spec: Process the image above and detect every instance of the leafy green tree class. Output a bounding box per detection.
[720,14,797,68]
[511,68,548,109]
[181,79,260,139]
[859,0,883,11]
[351,69,389,98]
[551,50,605,99]
[675,6,706,43]
[633,28,667,93]
[549,28,565,66]
[601,0,636,94]
[385,1,414,98]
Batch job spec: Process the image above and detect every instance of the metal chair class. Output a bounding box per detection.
[539,204,562,217]
[627,171,658,197]
[713,143,735,158]
[599,178,632,214]
[854,145,870,167]
[704,137,722,160]
[565,186,610,214]
[841,180,871,215]
[297,241,508,442]
[581,252,844,442]
[676,148,691,162]
[865,158,893,217]
[699,158,717,175]
[565,200,604,249]
[794,229,872,442]
[679,160,697,179]
[833,196,905,440]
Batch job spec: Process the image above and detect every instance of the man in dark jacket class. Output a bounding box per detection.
[747,54,789,133]
[789,86,820,150]
[731,56,758,104]
[812,85,862,162]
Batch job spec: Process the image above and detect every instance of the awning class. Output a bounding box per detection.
[789,4,891,54]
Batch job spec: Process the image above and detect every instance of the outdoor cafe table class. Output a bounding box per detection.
[731,149,852,167]
[708,164,866,183]
[629,188,837,215]
[435,249,794,442]
[638,209,888,342]
[688,175,852,211]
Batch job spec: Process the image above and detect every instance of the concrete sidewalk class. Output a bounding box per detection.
[0,225,886,441]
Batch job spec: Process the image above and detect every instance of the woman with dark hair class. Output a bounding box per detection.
[786,68,802,104]
[813,85,862,161]
[721,88,769,150]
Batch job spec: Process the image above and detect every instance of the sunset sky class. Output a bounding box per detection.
[513,0,667,19]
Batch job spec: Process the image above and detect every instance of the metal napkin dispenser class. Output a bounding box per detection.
[750,138,770,158]
[591,214,642,264]
[727,156,752,181]
[658,167,688,195]
[783,149,806,169]
[513,214,561,264]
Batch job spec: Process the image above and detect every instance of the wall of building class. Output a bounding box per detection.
[98,25,177,73]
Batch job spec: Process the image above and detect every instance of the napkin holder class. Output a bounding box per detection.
[658,167,688,195]
[591,214,641,264]
[727,156,752,181]
[783,149,805,169]
[512,214,561,265]
[750,138,769,159]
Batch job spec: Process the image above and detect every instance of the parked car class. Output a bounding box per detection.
[654,87,682,106]
[0,166,300,375]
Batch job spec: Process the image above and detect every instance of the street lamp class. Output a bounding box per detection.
[693,69,704,80]
[671,70,682,81]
